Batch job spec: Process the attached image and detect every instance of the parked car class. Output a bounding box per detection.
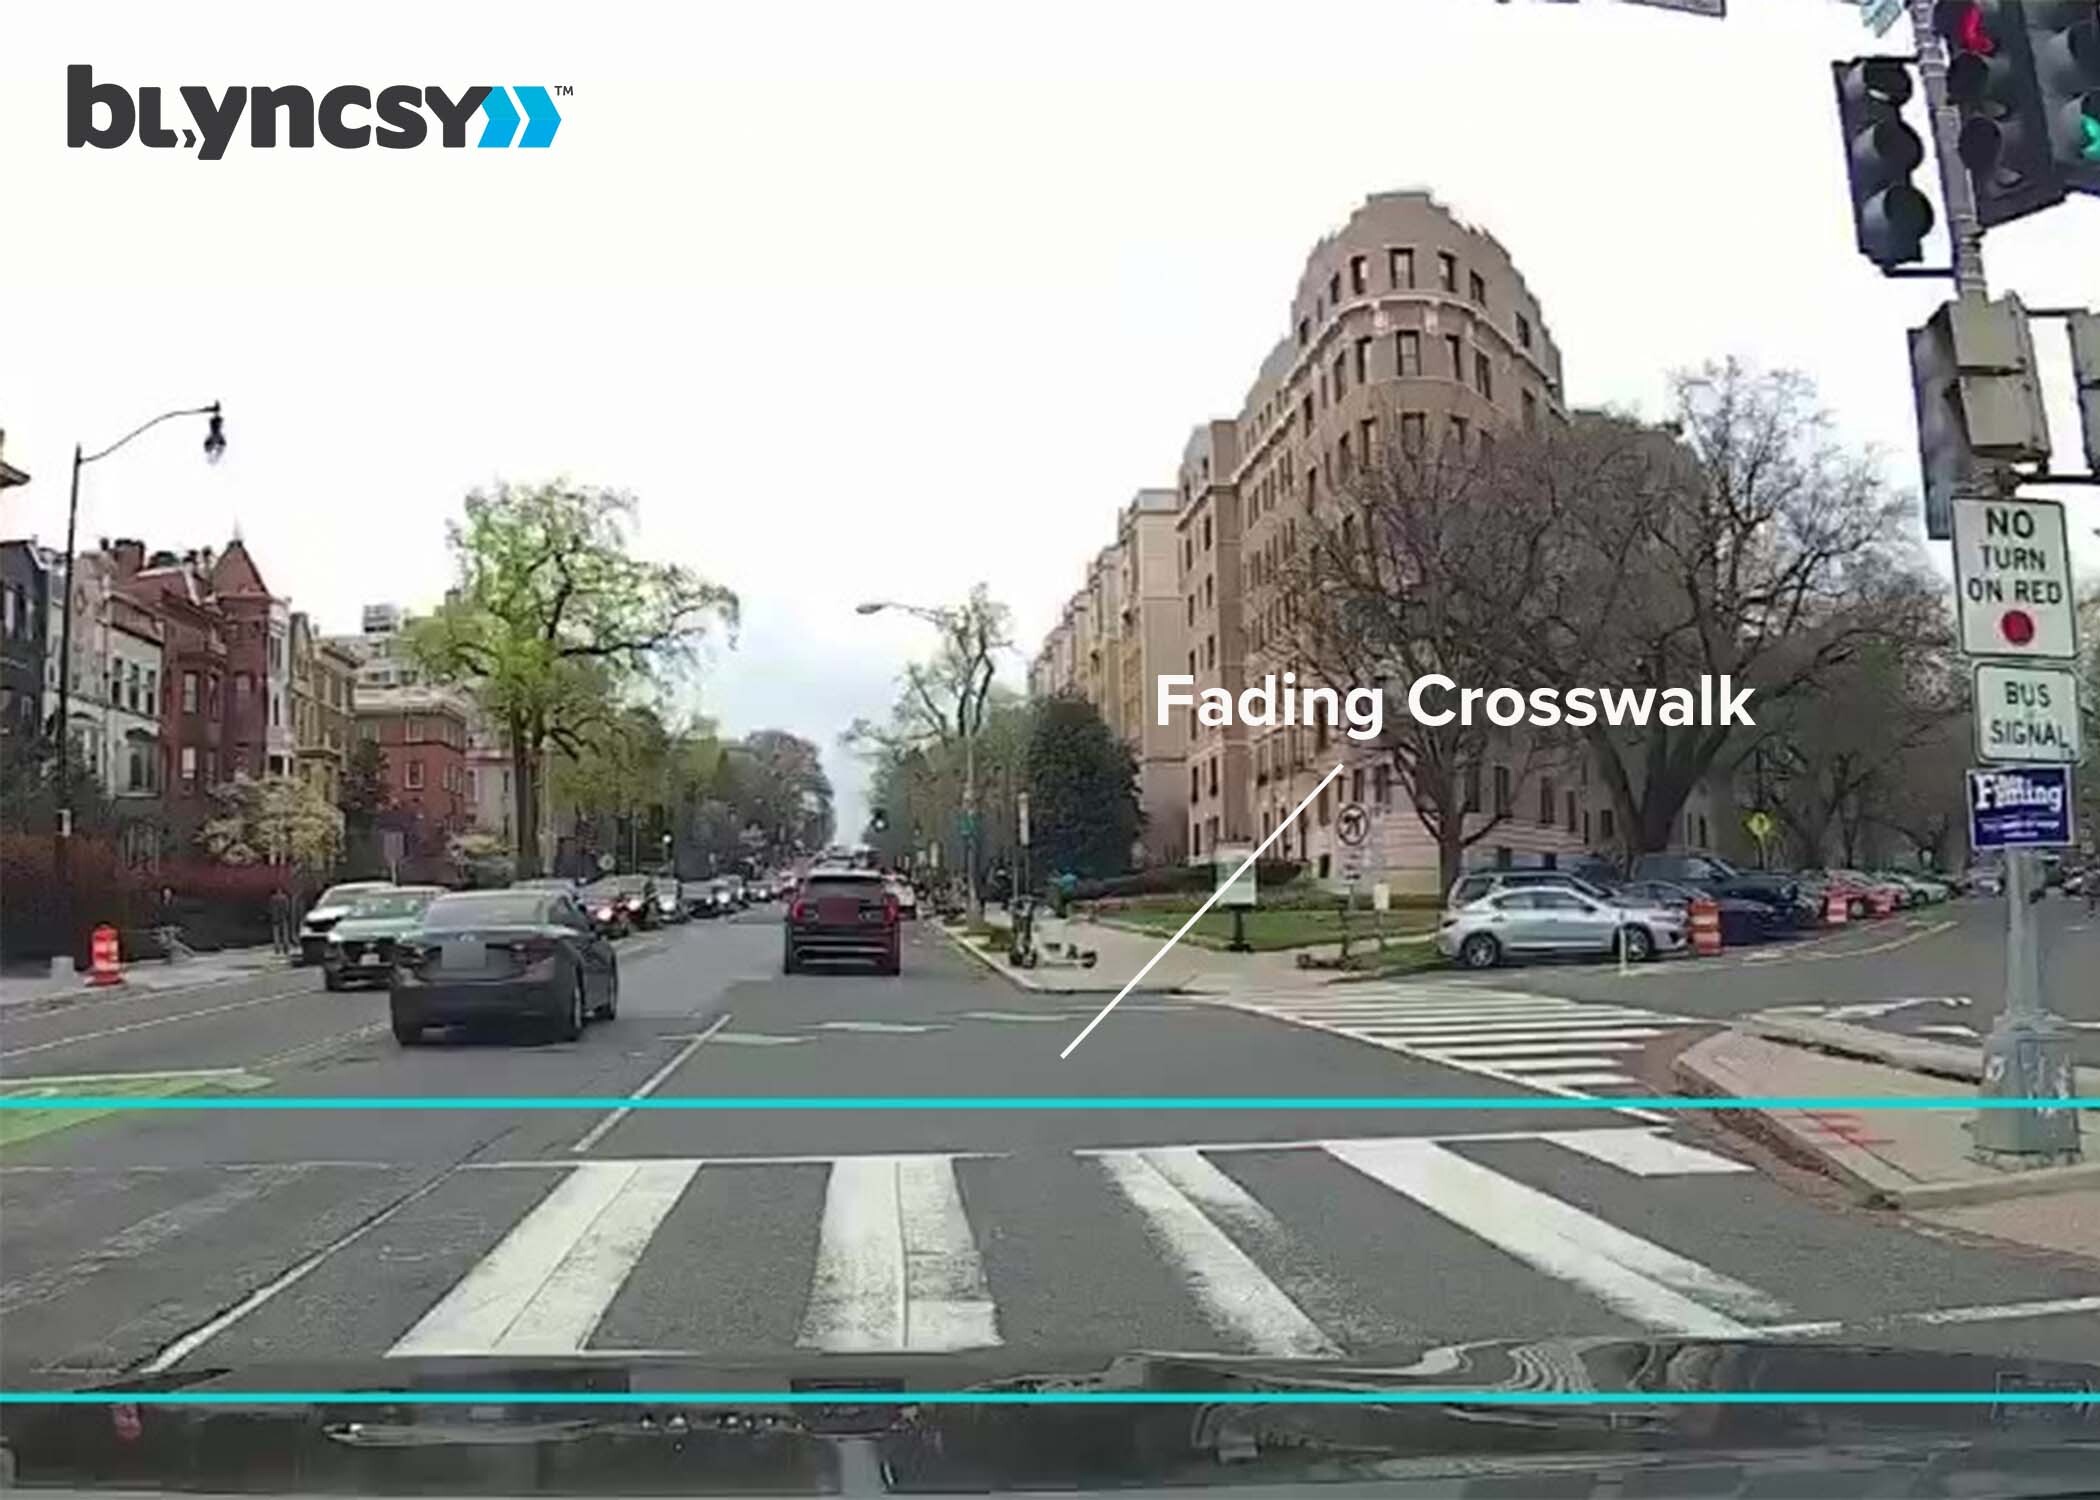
[1444,869,1616,910]
[783,867,900,975]
[582,874,657,932]
[1817,868,1911,915]
[650,877,689,926]
[1629,854,1817,929]
[1605,879,1783,945]
[322,886,444,991]
[1959,865,2004,896]
[888,876,918,920]
[1439,886,1687,969]
[389,887,618,1045]
[297,881,395,966]
[1874,871,1950,905]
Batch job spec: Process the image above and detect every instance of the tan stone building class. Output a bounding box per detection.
[289,611,357,805]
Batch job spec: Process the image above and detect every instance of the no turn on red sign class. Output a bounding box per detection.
[1952,498,2078,661]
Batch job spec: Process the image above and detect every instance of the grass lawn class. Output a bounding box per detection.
[1097,906,1437,952]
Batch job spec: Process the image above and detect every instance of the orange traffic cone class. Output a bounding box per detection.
[88,924,123,987]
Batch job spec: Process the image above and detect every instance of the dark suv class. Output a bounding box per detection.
[1630,853,1816,927]
[783,868,900,976]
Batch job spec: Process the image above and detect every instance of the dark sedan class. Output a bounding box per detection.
[389,889,619,1045]
[1608,879,1785,945]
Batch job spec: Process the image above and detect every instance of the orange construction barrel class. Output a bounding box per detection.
[1824,888,1850,926]
[89,924,123,987]
[1869,886,1895,917]
[1687,896,1724,956]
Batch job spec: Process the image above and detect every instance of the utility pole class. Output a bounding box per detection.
[1905,0,2079,1163]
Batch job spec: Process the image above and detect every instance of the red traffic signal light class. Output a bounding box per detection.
[1936,0,2070,225]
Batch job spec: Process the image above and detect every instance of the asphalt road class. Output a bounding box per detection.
[3,903,2098,1394]
[1415,893,2100,1065]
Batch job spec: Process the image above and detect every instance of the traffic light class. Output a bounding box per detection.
[1909,292,2052,537]
[870,807,889,834]
[1936,0,2068,226]
[2021,1,2100,194]
[1831,57,1936,268]
[2069,309,2100,469]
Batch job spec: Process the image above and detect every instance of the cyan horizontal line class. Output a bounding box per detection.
[1,1095,2094,1112]
[0,1389,2091,1406]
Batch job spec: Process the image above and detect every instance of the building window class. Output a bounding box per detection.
[1446,334,1463,379]
[1469,270,1486,306]
[1205,634,1216,669]
[1349,254,1367,294]
[1438,251,1457,292]
[1338,432,1352,474]
[1296,317,1309,349]
[1327,271,1340,306]
[1190,766,1200,804]
[1350,767,1365,804]
[1332,351,1347,397]
[1448,415,1470,452]
[1493,764,1512,817]
[1394,330,1421,377]
[1389,247,1414,289]
[405,759,425,791]
[1359,417,1378,461]
[1522,388,1540,430]
[406,716,425,743]
[1400,412,1426,456]
[180,745,197,785]
[1539,775,1556,826]
[1353,337,1370,384]
[1600,806,1616,841]
[1208,758,1219,796]
[1373,763,1391,806]
[1698,813,1710,847]
[181,671,198,713]
[1516,312,1532,350]
[1565,790,1578,833]
[1476,351,1493,400]
[1202,514,1213,550]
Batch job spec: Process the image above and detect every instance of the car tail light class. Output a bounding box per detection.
[790,900,810,923]
[595,906,614,922]
[884,893,899,925]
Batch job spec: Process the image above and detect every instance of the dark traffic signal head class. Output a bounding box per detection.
[2022,0,2100,193]
[1936,0,2069,225]
[1832,57,1936,268]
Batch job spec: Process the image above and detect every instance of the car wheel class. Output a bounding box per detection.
[1849,897,1867,919]
[1622,925,1655,962]
[597,965,619,1021]
[557,975,585,1042]
[1458,933,1501,969]
[390,1012,423,1046]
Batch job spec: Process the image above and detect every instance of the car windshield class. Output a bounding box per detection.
[419,893,550,930]
[345,890,439,919]
[19,9,2097,1451]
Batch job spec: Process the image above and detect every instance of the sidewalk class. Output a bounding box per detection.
[941,910,1375,995]
[0,946,292,1015]
[1674,1023,2100,1263]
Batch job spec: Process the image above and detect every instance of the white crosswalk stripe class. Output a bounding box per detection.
[1210,981,1707,1116]
[337,1126,1771,1366]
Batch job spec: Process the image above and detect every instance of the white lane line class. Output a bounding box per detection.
[390,1162,657,1356]
[0,988,314,1061]
[1322,1138,1784,1334]
[1062,762,1343,1059]
[1340,1014,1682,1033]
[1541,1129,1751,1177]
[1361,1029,1668,1048]
[1096,1150,1340,1357]
[569,1013,731,1154]
[0,1066,254,1085]
[798,1155,1000,1352]
[1425,1041,1646,1061]
[143,1168,462,1373]
[1495,1070,1637,1088]
[896,1156,999,1351]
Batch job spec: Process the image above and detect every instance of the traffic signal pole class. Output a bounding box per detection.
[1907,0,2081,1163]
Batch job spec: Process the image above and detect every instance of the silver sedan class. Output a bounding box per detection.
[1437,887,1688,970]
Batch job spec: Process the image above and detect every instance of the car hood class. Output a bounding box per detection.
[6,1340,2097,1495]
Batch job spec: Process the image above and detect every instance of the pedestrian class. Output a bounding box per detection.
[269,885,293,957]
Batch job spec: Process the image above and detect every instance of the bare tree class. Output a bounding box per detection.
[1253,410,1565,892]
[1502,360,1918,867]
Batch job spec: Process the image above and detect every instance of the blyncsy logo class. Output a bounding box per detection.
[67,66,564,160]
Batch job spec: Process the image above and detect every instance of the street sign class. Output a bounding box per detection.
[1952,498,2078,660]
[1743,809,1774,844]
[1973,662,2084,764]
[1968,765,2075,849]
[1213,844,1257,908]
[1336,802,1370,847]
[1372,882,1391,912]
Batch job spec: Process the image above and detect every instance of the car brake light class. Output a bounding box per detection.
[595,906,614,921]
[884,894,899,924]
[790,900,810,922]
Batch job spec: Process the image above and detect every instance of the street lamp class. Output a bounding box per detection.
[857,597,983,921]
[54,401,225,963]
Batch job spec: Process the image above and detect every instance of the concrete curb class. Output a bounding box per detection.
[1673,1030,2100,1210]
[932,922,1183,997]
[1741,1010,2100,1096]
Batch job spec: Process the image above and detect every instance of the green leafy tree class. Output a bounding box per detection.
[1026,695,1141,879]
[407,481,738,876]
[339,738,390,832]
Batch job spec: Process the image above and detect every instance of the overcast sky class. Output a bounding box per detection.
[3,0,2094,836]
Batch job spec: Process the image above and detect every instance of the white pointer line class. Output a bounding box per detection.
[1061,762,1345,1060]
[568,1012,732,1153]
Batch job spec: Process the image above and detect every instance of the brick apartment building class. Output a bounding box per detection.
[354,684,472,856]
